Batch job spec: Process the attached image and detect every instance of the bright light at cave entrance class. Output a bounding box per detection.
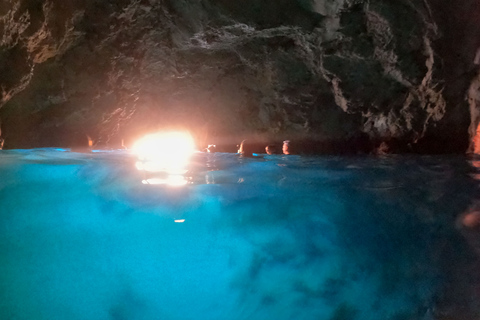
[132,131,195,176]
[133,132,195,160]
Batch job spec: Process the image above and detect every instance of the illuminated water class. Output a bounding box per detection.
[1,149,480,320]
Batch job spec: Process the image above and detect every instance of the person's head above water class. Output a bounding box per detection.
[238,139,254,157]
[206,144,216,153]
[282,140,291,155]
[71,133,93,153]
[265,144,277,155]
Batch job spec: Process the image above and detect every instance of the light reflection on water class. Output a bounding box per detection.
[0,149,480,320]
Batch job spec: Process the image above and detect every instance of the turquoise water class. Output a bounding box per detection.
[0,149,479,320]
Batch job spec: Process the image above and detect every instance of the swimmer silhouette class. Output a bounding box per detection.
[70,134,93,152]
[206,144,216,153]
[282,140,291,155]
[238,140,255,157]
[265,144,277,155]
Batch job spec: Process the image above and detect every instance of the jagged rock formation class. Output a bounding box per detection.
[0,0,81,106]
[0,0,479,153]
[427,0,480,155]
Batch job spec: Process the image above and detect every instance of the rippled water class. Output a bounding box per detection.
[1,149,479,320]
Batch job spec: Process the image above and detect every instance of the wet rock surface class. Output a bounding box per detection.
[0,0,479,153]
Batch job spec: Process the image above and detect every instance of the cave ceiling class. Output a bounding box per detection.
[0,0,479,153]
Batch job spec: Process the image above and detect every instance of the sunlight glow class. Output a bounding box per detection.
[141,176,188,186]
[133,132,195,169]
[134,131,195,186]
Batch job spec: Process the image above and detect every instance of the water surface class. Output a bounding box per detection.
[1,149,479,320]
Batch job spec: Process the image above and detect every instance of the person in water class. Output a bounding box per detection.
[265,144,277,155]
[238,139,261,157]
[0,121,4,150]
[282,140,291,155]
[70,133,93,152]
[206,144,216,153]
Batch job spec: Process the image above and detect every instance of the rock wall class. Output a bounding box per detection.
[427,0,480,154]
[0,0,478,153]
[0,0,82,106]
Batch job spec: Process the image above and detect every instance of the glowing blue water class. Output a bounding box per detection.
[1,149,479,320]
